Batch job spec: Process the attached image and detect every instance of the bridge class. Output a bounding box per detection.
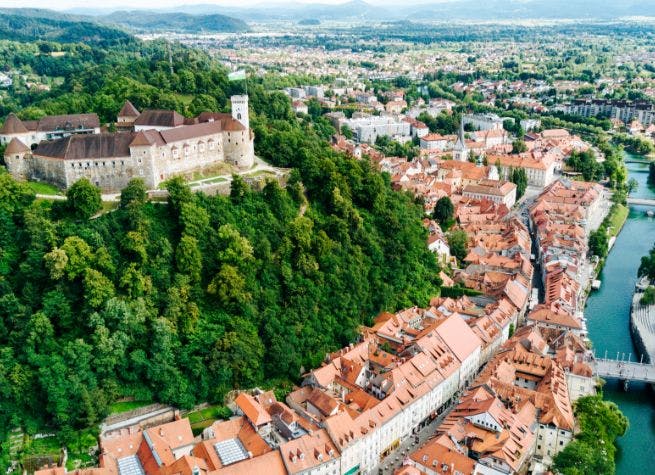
[592,357,655,388]
[627,197,655,207]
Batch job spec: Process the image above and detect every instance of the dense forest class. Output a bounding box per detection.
[101,11,249,33]
[0,12,134,46]
[0,37,441,462]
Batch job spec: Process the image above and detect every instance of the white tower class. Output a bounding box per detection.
[231,95,249,130]
[453,118,468,162]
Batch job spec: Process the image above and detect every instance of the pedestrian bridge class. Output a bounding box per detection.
[627,198,655,207]
[593,358,655,385]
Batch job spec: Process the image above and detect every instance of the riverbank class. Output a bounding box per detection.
[585,157,655,474]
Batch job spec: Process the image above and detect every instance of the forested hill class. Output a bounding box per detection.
[0,10,134,46]
[0,41,440,448]
[0,8,249,38]
[100,11,250,33]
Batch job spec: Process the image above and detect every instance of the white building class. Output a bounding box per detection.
[339,115,411,144]
[463,113,505,131]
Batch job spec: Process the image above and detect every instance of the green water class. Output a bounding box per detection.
[585,156,655,472]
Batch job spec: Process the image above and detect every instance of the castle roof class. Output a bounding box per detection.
[25,113,99,132]
[118,100,140,118]
[134,110,185,128]
[4,137,30,155]
[1,113,29,134]
[33,133,136,160]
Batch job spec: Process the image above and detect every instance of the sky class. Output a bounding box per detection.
[0,0,449,10]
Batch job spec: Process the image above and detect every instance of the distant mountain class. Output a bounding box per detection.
[99,11,249,33]
[406,0,655,21]
[151,0,393,22]
[133,0,655,22]
[0,9,134,45]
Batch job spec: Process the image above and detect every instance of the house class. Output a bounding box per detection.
[0,112,101,147]
[462,179,517,208]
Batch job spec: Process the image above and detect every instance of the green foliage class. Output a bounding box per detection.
[433,196,455,230]
[0,91,441,444]
[0,10,135,46]
[567,149,603,182]
[614,133,655,155]
[66,178,102,220]
[640,286,655,305]
[511,139,527,154]
[510,168,528,199]
[120,179,147,209]
[639,243,655,280]
[552,395,628,475]
[589,228,609,258]
[447,229,468,262]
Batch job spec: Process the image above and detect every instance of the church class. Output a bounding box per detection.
[2,95,254,192]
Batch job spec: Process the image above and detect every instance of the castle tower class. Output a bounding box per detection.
[453,118,468,162]
[4,137,32,180]
[231,95,249,130]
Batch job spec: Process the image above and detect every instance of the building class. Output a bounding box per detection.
[564,99,655,125]
[4,96,255,192]
[452,121,468,162]
[462,113,504,132]
[491,154,556,188]
[338,115,411,144]
[462,179,517,208]
[0,112,101,148]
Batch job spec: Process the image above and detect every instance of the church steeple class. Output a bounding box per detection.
[453,117,468,162]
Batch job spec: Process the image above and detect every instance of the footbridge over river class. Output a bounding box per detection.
[627,197,655,207]
[592,357,655,388]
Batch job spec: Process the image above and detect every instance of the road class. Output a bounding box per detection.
[373,401,457,475]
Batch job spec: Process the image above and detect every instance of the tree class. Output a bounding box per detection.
[176,234,202,283]
[512,139,527,154]
[433,196,455,230]
[341,124,353,139]
[552,395,627,475]
[447,229,468,262]
[65,178,101,220]
[510,168,528,199]
[640,286,655,305]
[120,178,147,209]
[627,178,639,195]
[649,162,655,186]
[589,228,609,258]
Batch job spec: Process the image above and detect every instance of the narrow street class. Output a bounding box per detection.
[373,401,457,474]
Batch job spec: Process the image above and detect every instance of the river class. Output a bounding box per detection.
[585,155,655,473]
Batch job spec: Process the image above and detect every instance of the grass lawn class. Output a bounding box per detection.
[108,400,152,414]
[186,405,232,425]
[607,204,629,237]
[28,181,63,196]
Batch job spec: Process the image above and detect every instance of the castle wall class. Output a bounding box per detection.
[53,154,142,192]
[4,151,31,180]
[147,131,227,188]
[223,130,254,169]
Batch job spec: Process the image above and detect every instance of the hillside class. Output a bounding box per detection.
[0,10,134,45]
[99,11,250,33]
[0,41,439,444]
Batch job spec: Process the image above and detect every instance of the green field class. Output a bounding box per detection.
[108,400,152,414]
[27,181,63,196]
[607,204,629,237]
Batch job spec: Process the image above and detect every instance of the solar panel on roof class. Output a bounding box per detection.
[214,438,249,466]
[117,455,145,475]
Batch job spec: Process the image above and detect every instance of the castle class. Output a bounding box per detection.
[2,95,254,192]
